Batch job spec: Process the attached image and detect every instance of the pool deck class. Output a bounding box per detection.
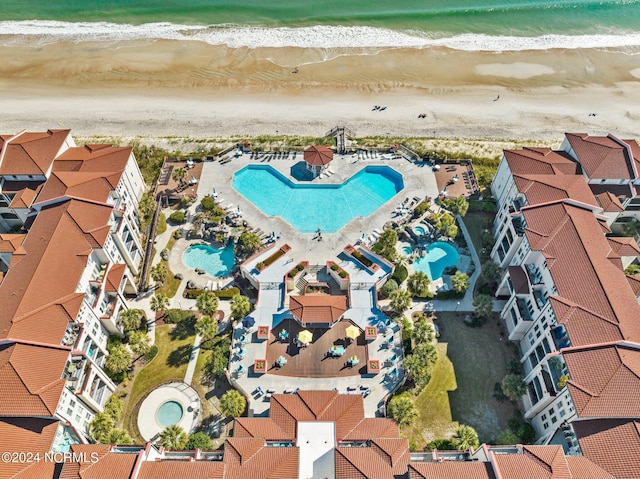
[196,151,440,264]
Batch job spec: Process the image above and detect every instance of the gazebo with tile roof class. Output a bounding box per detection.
[303,145,334,177]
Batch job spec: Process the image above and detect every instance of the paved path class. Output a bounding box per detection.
[184,333,203,385]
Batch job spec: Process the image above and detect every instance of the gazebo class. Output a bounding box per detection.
[304,146,334,177]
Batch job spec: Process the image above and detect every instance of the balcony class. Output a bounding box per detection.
[533,289,548,309]
[552,325,571,350]
[100,294,117,318]
[516,297,534,321]
[512,215,526,236]
[63,358,88,392]
[525,263,543,285]
[548,357,569,392]
[61,323,81,347]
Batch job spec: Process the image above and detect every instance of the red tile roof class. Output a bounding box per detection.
[626,274,640,296]
[409,461,496,479]
[595,192,624,212]
[9,187,38,209]
[521,202,640,346]
[336,444,410,479]
[503,148,580,176]
[303,146,333,166]
[573,419,640,479]
[343,418,399,440]
[0,343,67,416]
[59,444,138,479]
[564,343,640,418]
[565,133,640,180]
[224,438,299,479]
[105,264,126,293]
[491,445,571,479]
[233,418,291,440]
[607,236,640,257]
[137,461,224,479]
[0,129,70,176]
[289,295,347,325]
[0,416,58,478]
[513,173,596,207]
[565,456,616,478]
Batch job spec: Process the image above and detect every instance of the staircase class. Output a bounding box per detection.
[325,126,354,154]
[295,265,325,293]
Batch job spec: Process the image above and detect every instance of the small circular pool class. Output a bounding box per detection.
[156,400,184,427]
[414,225,427,236]
[413,241,460,280]
[401,245,413,256]
[183,243,234,277]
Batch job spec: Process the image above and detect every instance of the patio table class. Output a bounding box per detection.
[330,345,346,356]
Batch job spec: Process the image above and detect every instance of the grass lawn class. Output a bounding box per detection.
[156,260,182,298]
[461,211,494,263]
[437,311,518,443]
[404,343,458,448]
[156,212,167,235]
[124,324,196,441]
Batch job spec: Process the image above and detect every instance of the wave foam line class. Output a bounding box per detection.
[2,20,640,51]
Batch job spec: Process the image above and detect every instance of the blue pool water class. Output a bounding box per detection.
[413,241,460,280]
[233,165,404,233]
[401,245,413,256]
[156,401,183,427]
[414,225,427,236]
[183,243,234,277]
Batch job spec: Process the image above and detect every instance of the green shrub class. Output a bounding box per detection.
[338,270,347,278]
[169,211,185,224]
[330,263,339,271]
[426,439,455,450]
[351,249,373,267]
[200,196,217,211]
[164,308,195,324]
[436,290,465,300]
[157,213,167,235]
[173,230,182,239]
[392,264,408,284]
[186,287,240,300]
[145,345,159,362]
[413,201,430,216]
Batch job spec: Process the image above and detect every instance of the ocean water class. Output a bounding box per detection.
[1,0,640,51]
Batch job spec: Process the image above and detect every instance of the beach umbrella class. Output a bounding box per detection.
[345,324,361,340]
[298,330,313,345]
[242,316,255,329]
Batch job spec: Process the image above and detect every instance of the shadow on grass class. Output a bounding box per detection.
[167,344,192,367]
[170,318,197,340]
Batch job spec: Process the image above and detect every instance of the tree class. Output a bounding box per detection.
[387,392,419,428]
[405,342,438,390]
[379,279,398,299]
[196,291,219,317]
[151,263,168,286]
[220,390,246,418]
[451,425,480,450]
[186,431,213,450]
[373,229,398,261]
[625,264,640,276]
[496,430,520,445]
[501,374,527,401]
[480,261,502,286]
[447,196,469,217]
[118,308,143,334]
[150,292,170,314]
[413,317,434,345]
[451,271,469,293]
[236,232,262,258]
[169,211,185,224]
[407,272,431,298]
[389,289,412,314]
[172,167,187,185]
[87,412,114,442]
[104,396,124,423]
[206,339,231,378]
[432,212,458,238]
[128,330,151,356]
[138,191,156,225]
[158,424,188,450]
[105,344,132,374]
[473,294,493,319]
[195,315,217,341]
[101,428,133,445]
[230,294,251,321]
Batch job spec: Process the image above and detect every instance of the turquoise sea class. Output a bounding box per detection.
[1,0,640,50]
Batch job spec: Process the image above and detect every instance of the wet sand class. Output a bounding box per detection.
[0,38,639,140]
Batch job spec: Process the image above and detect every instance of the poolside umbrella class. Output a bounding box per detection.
[345,325,361,341]
[298,330,313,345]
[276,356,287,367]
[242,316,255,329]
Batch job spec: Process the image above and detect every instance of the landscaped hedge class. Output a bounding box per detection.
[169,211,185,224]
[437,289,465,300]
[351,249,373,267]
[185,287,241,300]
[413,201,430,216]
[164,308,196,324]
[329,262,348,279]
[287,262,306,278]
[392,264,408,284]
[259,248,285,270]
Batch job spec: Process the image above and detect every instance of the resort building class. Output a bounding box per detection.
[490,133,640,464]
[0,130,145,443]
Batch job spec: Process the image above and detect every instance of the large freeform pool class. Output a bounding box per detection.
[412,241,460,280]
[233,165,404,233]
[183,243,234,277]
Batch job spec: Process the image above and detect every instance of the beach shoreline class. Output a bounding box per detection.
[0,39,639,141]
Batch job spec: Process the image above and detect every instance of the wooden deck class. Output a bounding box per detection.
[434,163,479,198]
[266,318,368,378]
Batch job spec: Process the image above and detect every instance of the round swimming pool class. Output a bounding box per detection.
[401,245,413,256]
[233,165,404,233]
[183,243,234,277]
[156,400,184,427]
[414,225,427,236]
[413,241,460,280]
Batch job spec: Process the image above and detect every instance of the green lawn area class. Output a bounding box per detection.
[156,263,182,298]
[124,324,196,441]
[404,343,458,448]
[461,211,495,263]
[156,212,167,235]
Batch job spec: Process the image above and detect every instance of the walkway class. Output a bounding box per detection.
[183,333,203,385]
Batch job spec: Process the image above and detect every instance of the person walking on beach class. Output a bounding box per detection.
[493,94,500,102]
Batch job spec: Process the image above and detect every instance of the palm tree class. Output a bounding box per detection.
[196,291,219,317]
[150,292,170,315]
[151,263,168,286]
[387,392,419,428]
[138,192,156,224]
[407,272,431,298]
[100,428,133,445]
[389,289,412,314]
[230,294,251,321]
[118,308,143,334]
[195,315,217,341]
[451,271,469,293]
[450,425,480,450]
[172,167,187,186]
[480,261,502,286]
[236,232,262,258]
[220,390,246,418]
[87,412,113,442]
[501,374,527,401]
[128,330,151,356]
[105,345,132,374]
[473,294,493,319]
[158,424,188,450]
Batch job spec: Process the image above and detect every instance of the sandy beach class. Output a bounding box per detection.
[0,38,639,141]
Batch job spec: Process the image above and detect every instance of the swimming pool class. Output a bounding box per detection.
[156,400,184,427]
[414,225,427,236]
[401,245,413,256]
[233,165,404,233]
[413,241,460,280]
[183,243,234,277]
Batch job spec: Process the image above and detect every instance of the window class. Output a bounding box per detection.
[67,407,73,416]
[551,416,557,424]
[543,422,549,429]
[541,414,547,421]
[69,399,76,408]
[549,407,555,414]
[559,410,566,418]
